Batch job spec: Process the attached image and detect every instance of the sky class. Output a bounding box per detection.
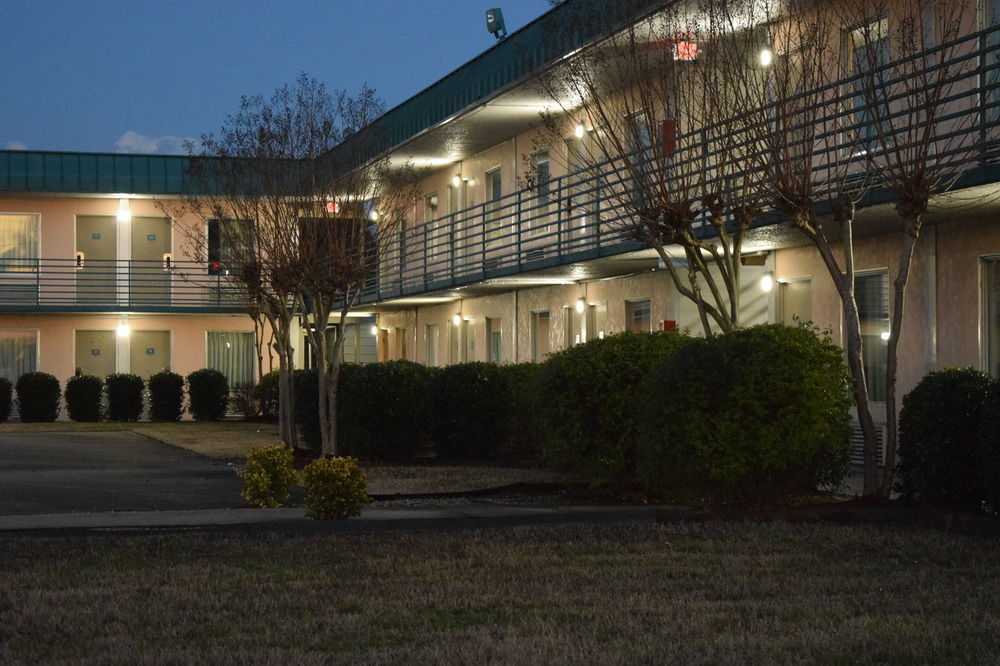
[0,0,553,155]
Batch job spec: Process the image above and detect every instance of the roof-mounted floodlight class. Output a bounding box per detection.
[487,8,508,40]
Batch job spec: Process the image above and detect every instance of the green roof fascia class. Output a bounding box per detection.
[320,0,668,174]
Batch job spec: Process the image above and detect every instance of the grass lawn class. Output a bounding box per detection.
[2,521,998,664]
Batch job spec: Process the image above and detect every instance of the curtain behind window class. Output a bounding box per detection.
[0,331,37,381]
[0,214,38,272]
[207,331,255,389]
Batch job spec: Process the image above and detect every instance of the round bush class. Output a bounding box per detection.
[338,360,432,461]
[302,456,371,519]
[187,368,229,421]
[148,371,184,422]
[429,362,511,460]
[978,381,1000,514]
[293,368,321,450]
[65,375,103,422]
[638,324,852,503]
[106,373,144,421]
[241,444,298,508]
[535,331,694,489]
[0,377,13,424]
[898,367,994,508]
[254,369,280,420]
[16,372,61,422]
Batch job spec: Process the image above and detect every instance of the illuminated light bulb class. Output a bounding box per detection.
[117,198,132,223]
[880,330,890,342]
[370,326,378,336]
[575,298,586,313]
[759,48,773,67]
[574,123,585,139]
[116,323,131,338]
[452,175,462,188]
[453,314,462,326]
[760,274,774,293]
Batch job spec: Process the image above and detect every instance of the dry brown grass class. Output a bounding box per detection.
[365,464,561,495]
[1,521,999,664]
[131,421,282,459]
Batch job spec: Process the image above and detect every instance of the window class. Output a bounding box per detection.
[207,331,255,389]
[302,328,337,370]
[0,330,36,381]
[395,327,408,360]
[487,317,502,364]
[779,278,812,326]
[856,272,889,401]
[586,302,608,341]
[563,305,581,347]
[207,219,251,275]
[0,213,38,272]
[983,258,1000,377]
[485,168,503,240]
[531,311,550,361]
[626,110,653,208]
[341,321,377,364]
[627,299,652,333]
[426,324,439,367]
[843,17,889,152]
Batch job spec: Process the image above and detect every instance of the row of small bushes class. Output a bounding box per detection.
[0,369,232,423]
[241,445,369,520]
[898,368,1000,512]
[279,325,853,502]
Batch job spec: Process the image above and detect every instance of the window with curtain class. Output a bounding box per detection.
[856,271,889,401]
[0,214,38,272]
[984,258,1000,377]
[843,17,889,152]
[207,331,255,389]
[0,330,36,381]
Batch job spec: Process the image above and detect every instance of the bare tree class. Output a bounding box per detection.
[166,74,415,453]
[535,0,768,336]
[724,0,979,496]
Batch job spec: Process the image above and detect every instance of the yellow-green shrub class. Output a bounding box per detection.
[302,456,371,520]
[241,445,297,508]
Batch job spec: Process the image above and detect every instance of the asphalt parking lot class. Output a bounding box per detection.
[0,431,244,516]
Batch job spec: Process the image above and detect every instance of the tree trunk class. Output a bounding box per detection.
[880,217,922,497]
[272,321,297,448]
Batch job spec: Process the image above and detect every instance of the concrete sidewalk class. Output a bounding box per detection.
[0,502,663,535]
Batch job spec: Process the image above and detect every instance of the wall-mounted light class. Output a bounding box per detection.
[759,48,773,67]
[116,198,131,223]
[760,274,774,293]
[880,330,890,342]
[369,211,379,222]
[575,298,586,313]
[574,123,585,139]
[116,323,131,338]
[452,175,462,188]
[452,314,462,327]
[370,325,378,336]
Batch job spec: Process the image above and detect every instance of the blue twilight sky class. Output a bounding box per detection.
[0,0,552,154]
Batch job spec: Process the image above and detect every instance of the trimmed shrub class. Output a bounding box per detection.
[536,331,694,489]
[338,360,433,461]
[241,444,298,508]
[254,370,280,420]
[187,368,229,421]
[429,362,511,460]
[979,381,1000,514]
[65,375,103,422]
[294,368,321,450]
[106,373,144,422]
[638,324,852,503]
[148,371,184,422]
[16,372,61,422]
[496,362,543,460]
[0,377,11,423]
[302,456,371,519]
[898,367,994,509]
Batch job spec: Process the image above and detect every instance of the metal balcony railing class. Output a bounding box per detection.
[0,258,245,313]
[357,23,1000,306]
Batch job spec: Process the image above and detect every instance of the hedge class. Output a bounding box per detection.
[638,324,852,502]
[16,372,61,422]
[187,368,229,421]
[148,371,184,421]
[106,374,144,421]
[65,375,104,422]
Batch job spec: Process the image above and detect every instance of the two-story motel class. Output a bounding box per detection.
[1,0,999,455]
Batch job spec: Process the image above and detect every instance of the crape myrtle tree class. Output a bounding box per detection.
[535,0,769,336]
[724,0,979,496]
[169,74,416,454]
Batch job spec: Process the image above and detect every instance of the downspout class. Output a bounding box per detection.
[513,288,519,363]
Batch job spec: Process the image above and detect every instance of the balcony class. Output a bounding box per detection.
[360,23,1000,306]
[0,258,245,313]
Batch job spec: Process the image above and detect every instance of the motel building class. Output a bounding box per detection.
[1,0,999,462]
